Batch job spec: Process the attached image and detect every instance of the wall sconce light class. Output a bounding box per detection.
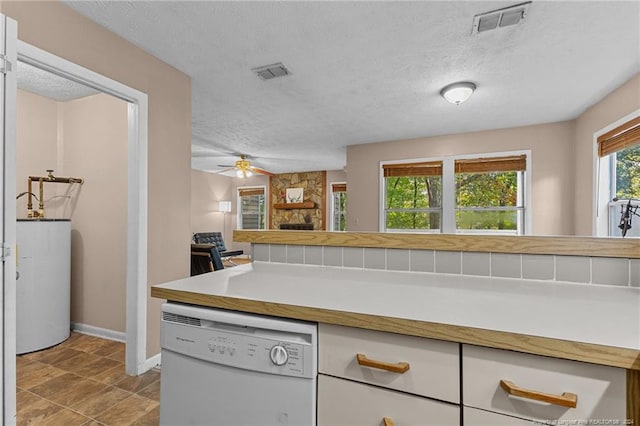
[440,81,476,105]
[218,200,232,213]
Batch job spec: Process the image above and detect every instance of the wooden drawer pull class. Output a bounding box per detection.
[356,353,410,373]
[382,417,395,426]
[499,379,578,408]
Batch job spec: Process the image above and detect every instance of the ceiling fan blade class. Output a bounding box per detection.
[217,164,234,168]
[213,167,235,174]
[251,166,275,177]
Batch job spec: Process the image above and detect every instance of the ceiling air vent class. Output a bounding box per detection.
[251,62,290,81]
[472,1,531,34]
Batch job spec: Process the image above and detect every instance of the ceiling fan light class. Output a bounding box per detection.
[440,82,476,105]
[236,169,244,178]
[245,169,253,177]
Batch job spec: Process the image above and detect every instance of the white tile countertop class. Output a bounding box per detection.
[152,261,640,368]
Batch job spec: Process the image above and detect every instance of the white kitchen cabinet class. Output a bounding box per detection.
[318,323,460,426]
[463,344,626,424]
[464,406,539,425]
[319,323,459,403]
[318,374,460,426]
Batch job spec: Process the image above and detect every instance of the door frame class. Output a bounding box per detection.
[2,14,18,425]
[15,41,150,375]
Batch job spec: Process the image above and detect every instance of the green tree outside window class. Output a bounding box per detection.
[615,145,640,199]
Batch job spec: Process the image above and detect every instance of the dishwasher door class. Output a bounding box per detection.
[160,349,316,426]
[159,303,317,426]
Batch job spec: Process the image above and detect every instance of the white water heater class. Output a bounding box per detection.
[16,219,71,354]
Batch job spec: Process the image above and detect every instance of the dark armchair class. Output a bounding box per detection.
[190,243,224,276]
[193,232,244,262]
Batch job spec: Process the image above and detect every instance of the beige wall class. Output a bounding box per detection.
[62,94,128,333]
[3,1,192,356]
[573,74,640,235]
[345,73,640,237]
[16,90,128,333]
[347,121,573,235]
[326,170,347,187]
[191,169,232,241]
[190,170,270,255]
[16,89,59,218]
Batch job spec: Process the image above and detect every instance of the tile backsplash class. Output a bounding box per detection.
[252,243,639,287]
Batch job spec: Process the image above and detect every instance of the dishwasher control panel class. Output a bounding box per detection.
[161,312,315,378]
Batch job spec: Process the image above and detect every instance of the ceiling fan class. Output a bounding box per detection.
[216,155,275,178]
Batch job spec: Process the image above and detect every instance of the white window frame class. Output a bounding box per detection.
[329,181,347,231]
[380,150,531,234]
[594,109,640,237]
[379,159,445,234]
[236,185,267,230]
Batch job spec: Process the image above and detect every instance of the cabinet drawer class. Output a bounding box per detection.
[319,323,459,403]
[318,374,460,426]
[464,406,538,425]
[463,345,626,423]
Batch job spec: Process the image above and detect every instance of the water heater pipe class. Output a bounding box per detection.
[26,170,84,218]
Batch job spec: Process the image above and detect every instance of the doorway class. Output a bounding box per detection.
[16,60,128,343]
[16,40,150,371]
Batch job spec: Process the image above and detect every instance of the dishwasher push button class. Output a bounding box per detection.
[208,336,237,357]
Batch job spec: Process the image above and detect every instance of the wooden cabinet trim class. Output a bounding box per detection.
[234,230,640,258]
[629,370,640,424]
[273,202,315,209]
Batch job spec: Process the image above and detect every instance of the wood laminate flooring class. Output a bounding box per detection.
[17,332,160,425]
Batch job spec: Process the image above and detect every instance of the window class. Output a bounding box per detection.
[597,115,640,237]
[381,153,528,234]
[330,182,347,231]
[455,156,525,234]
[612,144,640,200]
[383,162,442,232]
[237,187,266,230]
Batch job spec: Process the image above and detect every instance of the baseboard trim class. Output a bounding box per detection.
[71,322,125,343]
[71,322,161,373]
[142,352,161,371]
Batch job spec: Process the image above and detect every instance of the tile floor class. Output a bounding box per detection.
[17,332,160,425]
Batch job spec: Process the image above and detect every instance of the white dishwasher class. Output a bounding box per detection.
[159,302,317,426]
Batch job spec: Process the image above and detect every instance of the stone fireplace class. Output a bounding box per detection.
[270,171,326,230]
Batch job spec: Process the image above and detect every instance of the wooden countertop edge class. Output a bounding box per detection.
[151,287,640,371]
[233,230,640,259]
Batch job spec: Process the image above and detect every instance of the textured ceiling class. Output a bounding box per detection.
[63,1,640,174]
[17,61,100,101]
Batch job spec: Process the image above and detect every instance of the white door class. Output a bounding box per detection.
[0,13,18,426]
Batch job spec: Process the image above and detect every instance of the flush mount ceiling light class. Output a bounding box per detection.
[440,82,476,105]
